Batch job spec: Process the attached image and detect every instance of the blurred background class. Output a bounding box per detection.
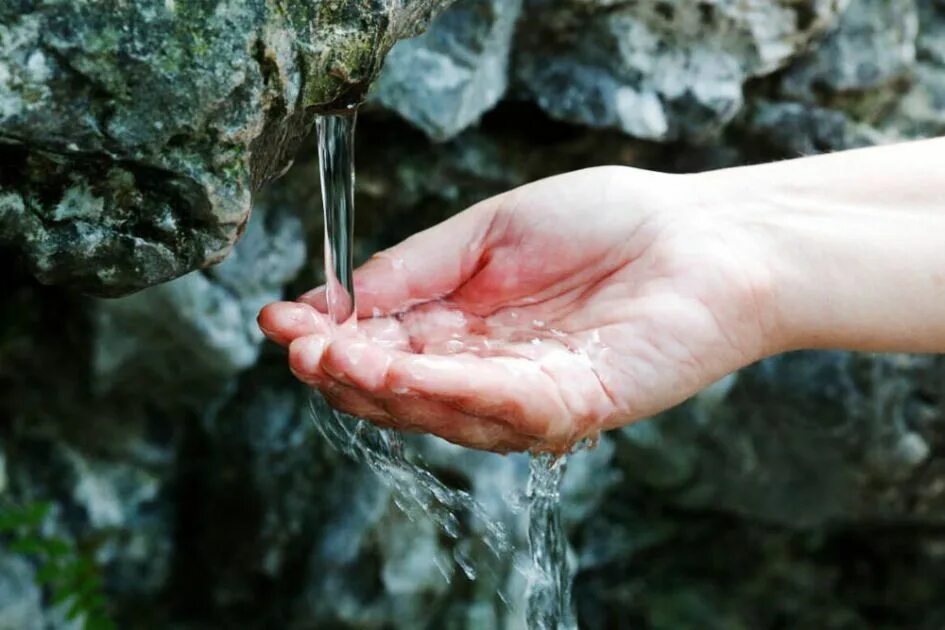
[3,0,945,628]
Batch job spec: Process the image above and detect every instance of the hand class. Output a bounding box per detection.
[259,166,777,453]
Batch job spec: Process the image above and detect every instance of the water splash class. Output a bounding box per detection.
[307,396,513,570]
[313,113,512,581]
[524,453,577,629]
[314,112,579,626]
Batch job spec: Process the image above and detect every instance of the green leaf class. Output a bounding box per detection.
[43,537,73,558]
[9,536,47,556]
[84,615,117,630]
[51,587,76,607]
[22,502,52,527]
[35,563,62,585]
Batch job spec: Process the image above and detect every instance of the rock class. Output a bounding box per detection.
[878,0,945,137]
[747,100,889,154]
[615,352,945,527]
[5,407,179,602]
[0,550,43,630]
[90,202,305,398]
[372,0,524,141]
[0,0,453,296]
[513,0,846,141]
[779,0,919,121]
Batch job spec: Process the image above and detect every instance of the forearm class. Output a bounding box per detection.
[706,138,945,354]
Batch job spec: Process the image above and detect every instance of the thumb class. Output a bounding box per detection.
[300,197,501,317]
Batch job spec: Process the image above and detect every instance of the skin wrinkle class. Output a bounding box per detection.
[534,359,584,444]
[694,226,769,360]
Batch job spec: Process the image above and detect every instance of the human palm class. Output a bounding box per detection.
[259,167,774,453]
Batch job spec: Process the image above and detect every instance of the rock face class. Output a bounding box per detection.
[0,0,451,296]
[513,0,846,140]
[5,0,945,628]
[372,0,523,141]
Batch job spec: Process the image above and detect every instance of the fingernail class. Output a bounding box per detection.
[275,302,315,328]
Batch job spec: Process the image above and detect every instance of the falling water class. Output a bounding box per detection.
[313,112,577,627]
[525,454,577,630]
[316,113,357,324]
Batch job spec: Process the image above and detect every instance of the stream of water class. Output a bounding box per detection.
[312,112,576,628]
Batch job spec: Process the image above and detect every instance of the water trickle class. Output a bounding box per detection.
[525,453,577,630]
[313,112,512,575]
[316,113,357,324]
[312,112,579,628]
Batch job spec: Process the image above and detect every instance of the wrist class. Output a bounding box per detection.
[702,146,945,355]
[679,169,793,362]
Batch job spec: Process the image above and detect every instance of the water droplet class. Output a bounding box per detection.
[453,546,477,580]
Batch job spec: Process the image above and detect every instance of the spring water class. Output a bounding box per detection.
[312,112,576,628]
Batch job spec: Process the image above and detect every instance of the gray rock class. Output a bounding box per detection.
[747,99,889,154]
[617,352,945,527]
[5,419,177,607]
[779,0,919,121]
[90,202,305,398]
[0,551,43,630]
[0,0,453,296]
[514,0,846,141]
[373,0,523,141]
[878,0,945,137]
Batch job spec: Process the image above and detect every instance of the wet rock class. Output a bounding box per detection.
[0,0,453,296]
[373,0,524,141]
[513,0,846,141]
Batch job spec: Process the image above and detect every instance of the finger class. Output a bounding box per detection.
[357,316,412,351]
[258,302,328,347]
[288,334,330,385]
[299,198,502,317]
[386,352,572,442]
[320,337,393,393]
[323,340,572,442]
[375,395,534,453]
[320,383,400,430]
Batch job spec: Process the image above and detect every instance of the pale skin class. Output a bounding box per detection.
[258,138,945,454]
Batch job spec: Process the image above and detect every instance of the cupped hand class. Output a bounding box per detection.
[259,166,778,453]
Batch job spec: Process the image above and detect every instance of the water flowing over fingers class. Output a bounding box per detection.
[316,112,580,628]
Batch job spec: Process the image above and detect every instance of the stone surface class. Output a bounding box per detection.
[513,0,846,141]
[90,203,305,398]
[0,0,452,296]
[617,352,945,527]
[372,0,523,141]
[778,0,918,121]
